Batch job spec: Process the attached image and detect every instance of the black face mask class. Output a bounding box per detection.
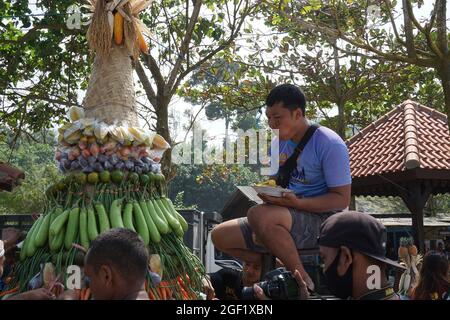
[324,249,353,299]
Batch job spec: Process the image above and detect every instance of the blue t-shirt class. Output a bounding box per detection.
[275,126,351,198]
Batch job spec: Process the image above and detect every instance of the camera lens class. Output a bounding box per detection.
[242,286,256,300]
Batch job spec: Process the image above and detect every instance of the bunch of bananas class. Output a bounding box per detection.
[255,179,277,187]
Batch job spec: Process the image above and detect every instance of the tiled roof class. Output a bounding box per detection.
[347,100,450,178]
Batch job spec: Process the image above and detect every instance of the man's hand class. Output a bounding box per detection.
[57,289,80,300]
[258,192,299,208]
[202,276,216,300]
[7,288,56,300]
[254,270,309,300]
[2,228,23,250]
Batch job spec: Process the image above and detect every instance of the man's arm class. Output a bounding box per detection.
[291,184,351,212]
[259,184,351,213]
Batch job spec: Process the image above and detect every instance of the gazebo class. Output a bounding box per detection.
[347,100,450,252]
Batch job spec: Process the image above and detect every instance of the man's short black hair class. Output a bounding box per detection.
[266,84,306,115]
[86,228,149,283]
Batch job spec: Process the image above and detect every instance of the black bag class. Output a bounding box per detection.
[276,124,319,188]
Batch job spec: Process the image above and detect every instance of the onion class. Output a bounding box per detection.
[93,162,104,172]
[115,162,125,170]
[125,160,134,170]
[110,154,119,165]
[70,160,80,170]
[88,156,97,166]
[103,161,113,171]
[82,166,94,174]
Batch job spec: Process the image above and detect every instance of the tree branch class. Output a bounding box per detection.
[277,2,437,68]
[137,110,154,131]
[0,23,82,45]
[182,103,206,143]
[3,90,82,108]
[143,54,165,95]
[162,4,181,58]
[135,60,157,107]
[405,0,443,59]
[402,0,417,59]
[166,0,203,94]
[170,1,255,97]
[435,0,448,57]
[136,99,157,116]
[383,0,407,47]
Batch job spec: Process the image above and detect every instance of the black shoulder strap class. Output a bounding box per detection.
[290,124,319,161]
[276,124,319,188]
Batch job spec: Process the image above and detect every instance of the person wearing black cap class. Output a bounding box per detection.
[254,211,405,300]
[317,211,405,300]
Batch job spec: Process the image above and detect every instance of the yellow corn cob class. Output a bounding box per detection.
[114,12,124,45]
[136,24,148,54]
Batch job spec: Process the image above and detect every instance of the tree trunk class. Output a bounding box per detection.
[156,95,174,180]
[333,40,346,138]
[437,62,450,121]
[223,115,230,149]
[337,100,346,139]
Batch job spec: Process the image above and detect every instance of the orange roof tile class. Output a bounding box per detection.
[346,100,450,178]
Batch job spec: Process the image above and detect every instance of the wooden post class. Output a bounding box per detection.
[399,181,431,254]
[411,207,425,253]
[349,195,356,210]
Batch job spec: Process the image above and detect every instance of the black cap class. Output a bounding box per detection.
[318,211,405,269]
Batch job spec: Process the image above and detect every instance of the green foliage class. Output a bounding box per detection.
[263,0,450,121]
[356,196,409,213]
[173,191,197,210]
[356,195,450,215]
[168,163,261,213]
[0,1,89,133]
[0,134,61,215]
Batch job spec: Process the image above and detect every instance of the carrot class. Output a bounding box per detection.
[160,281,169,288]
[177,276,188,292]
[0,286,19,297]
[148,290,156,300]
[79,288,84,300]
[159,281,172,299]
[74,289,81,300]
[180,287,189,300]
[83,287,91,300]
[158,287,166,300]
[165,287,172,300]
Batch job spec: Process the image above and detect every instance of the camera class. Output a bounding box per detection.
[241,267,299,300]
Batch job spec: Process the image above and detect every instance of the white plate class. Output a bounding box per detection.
[252,186,294,197]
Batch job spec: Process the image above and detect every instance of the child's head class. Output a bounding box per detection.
[84,228,149,300]
[414,252,449,299]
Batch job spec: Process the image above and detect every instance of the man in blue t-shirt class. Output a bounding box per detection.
[212,84,351,290]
